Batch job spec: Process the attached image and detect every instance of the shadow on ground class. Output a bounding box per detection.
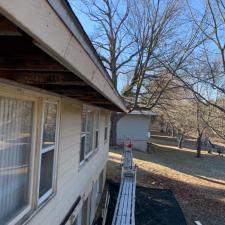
[151,133,225,154]
[106,180,187,225]
[141,142,225,182]
[151,135,197,150]
[107,147,225,225]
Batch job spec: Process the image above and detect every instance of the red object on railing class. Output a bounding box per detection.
[127,143,133,149]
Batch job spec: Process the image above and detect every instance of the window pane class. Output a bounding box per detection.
[42,103,57,149]
[104,127,108,140]
[104,113,108,141]
[95,131,99,149]
[81,105,87,132]
[99,170,104,193]
[0,97,33,225]
[85,133,91,154]
[86,111,94,133]
[95,111,99,129]
[39,102,57,201]
[39,150,54,198]
[105,114,108,126]
[86,111,94,153]
[80,136,85,162]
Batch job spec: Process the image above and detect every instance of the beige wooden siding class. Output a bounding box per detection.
[0,0,126,112]
[27,99,110,225]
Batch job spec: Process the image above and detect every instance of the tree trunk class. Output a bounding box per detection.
[165,123,169,133]
[110,112,124,146]
[159,120,164,133]
[178,134,184,149]
[171,128,176,137]
[110,112,118,146]
[174,129,178,137]
[196,135,202,158]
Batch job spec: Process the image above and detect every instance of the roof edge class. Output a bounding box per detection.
[0,0,126,112]
[47,0,125,110]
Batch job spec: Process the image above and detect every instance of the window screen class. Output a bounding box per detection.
[0,97,33,225]
[104,113,109,141]
[80,105,100,163]
[38,102,57,203]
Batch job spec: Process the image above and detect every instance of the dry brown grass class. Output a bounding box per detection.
[107,143,225,225]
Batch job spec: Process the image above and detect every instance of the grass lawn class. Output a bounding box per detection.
[107,139,225,225]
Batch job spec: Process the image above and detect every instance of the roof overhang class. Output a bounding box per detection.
[0,0,126,112]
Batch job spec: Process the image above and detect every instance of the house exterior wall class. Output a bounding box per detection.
[29,100,109,225]
[117,114,150,151]
[0,0,126,112]
[0,81,110,225]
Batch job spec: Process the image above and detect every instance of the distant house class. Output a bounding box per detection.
[117,111,156,151]
[0,1,126,225]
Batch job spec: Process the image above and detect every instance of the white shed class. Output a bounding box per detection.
[117,111,156,151]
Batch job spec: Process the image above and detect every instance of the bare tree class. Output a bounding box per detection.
[70,0,216,147]
[122,0,182,110]
[200,98,225,142]
[70,0,137,89]
[72,0,185,144]
[187,0,225,72]
[157,80,196,149]
[70,0,138,146]
[155,76,216,157]
[160,0,225,116]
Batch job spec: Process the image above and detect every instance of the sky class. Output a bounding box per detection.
[67,0,222,94]
[68,0,95,33]
[68,0,205,37]
[68,0,134,91]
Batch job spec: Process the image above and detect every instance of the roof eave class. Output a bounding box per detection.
[0,0,126,112]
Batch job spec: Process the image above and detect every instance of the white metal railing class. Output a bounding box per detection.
[112,139,136,225]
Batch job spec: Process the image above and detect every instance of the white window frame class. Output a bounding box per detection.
[0,90,38,225]
[79,105,100,165]
[94,111,100,151]
[104,113,109,143]
[37,100,60,206]
[0,83,61,225]
[84,108,94,157]
[79,133,86,165]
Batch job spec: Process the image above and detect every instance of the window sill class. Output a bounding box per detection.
[38,189,53,206]
[19,193,56,225]
[36,192,56,212]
